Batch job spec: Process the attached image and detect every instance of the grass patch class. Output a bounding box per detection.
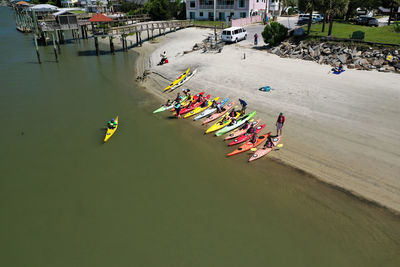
[303,22,400,44]
[71,10,86,14]
[193,20,230,28]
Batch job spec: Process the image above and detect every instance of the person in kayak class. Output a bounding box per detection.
[263,135,275,149]
[197,94,204,103]
[174,101,182,118]
[250,133,258,144]
[228,117,237,126]
[200,99,208,108]
[211,99,224,113]
[107,118,117,129]
[183,89,191,98]
[229,109,237,119]
[219,114,229,125]
[276,112,285,136]
[216,101,224,112]
[164,99,172,107]
[246,123,256,135]
[240,121,250,130]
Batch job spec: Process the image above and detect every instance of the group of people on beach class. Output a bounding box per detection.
[162,88,286,150]
[247,112,285,149]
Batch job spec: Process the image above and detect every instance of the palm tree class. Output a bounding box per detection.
[97,1,104,13]
[298,0,316,35]
[327,0,349,36]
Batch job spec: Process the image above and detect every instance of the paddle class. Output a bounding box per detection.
[250,143,283,152]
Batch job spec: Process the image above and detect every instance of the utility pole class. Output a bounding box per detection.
[214,0,216,21]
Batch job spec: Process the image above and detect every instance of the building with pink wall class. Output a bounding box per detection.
[186,0,268,20]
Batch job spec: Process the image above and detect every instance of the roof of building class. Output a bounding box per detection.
[28,4,58,12]
[89,13,113,22]
[53,10,75,16]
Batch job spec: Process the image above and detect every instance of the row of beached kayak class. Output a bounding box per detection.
[153,91,281,162]
[163,68,197,92]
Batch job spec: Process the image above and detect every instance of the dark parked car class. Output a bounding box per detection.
[356,16,379,27]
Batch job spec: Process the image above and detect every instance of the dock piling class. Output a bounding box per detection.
[51,33,58,62]
[33,34,41,64]
[94,36,99,56]
[109,36,114,54]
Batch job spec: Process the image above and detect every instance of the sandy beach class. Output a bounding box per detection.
[120,27,400,214]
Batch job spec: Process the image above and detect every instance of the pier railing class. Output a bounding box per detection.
[108,20,193,36]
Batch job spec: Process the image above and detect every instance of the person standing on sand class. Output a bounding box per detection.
[174,101,182,118]
[254,33,258,45]
[239,99,247,115]
[276,113,285,136]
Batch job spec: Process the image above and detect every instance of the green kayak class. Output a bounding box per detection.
[215,111,256,137]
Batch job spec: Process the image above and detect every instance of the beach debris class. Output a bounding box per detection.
[267,41,400,73]
[136,70,150,82]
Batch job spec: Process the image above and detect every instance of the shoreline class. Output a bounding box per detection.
[127,28,400,215]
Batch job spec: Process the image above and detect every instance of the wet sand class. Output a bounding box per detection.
[113,27,400,214]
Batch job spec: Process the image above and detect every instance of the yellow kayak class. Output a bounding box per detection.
[104,116,118,143]
[163,68,190,92]
[183,97,219,118]
[205,111,241,134]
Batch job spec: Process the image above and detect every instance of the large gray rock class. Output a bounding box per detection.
[322,48,331,55]
[338,54,347,64]
[293,28,305,37]
[303,55,314,61]
[272,47,281,56]
[314,46,321,57]
[372,58,384,66]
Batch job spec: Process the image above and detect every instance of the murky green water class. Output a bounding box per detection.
[1,7,400,267]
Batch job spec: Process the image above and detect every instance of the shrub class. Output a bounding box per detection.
[394,22,400,33]
[261,22,288,46]
[351,30,365,40]
[288,8,296,16]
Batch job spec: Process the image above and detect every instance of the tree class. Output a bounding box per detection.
[145,0,172,20]
[97,1,103,13]
[326,0,349,36]
[345,0,381,21]
[387,0,400,25]
[261,21,288,46]
[298,0,316,35]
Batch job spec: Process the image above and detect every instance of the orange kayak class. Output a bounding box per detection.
[227,132,271,157]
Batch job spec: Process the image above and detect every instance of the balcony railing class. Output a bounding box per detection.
[198,4,234,9]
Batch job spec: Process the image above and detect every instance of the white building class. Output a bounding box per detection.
[61,0,79,7]
[79,0,109,13]
[268,0,282,16]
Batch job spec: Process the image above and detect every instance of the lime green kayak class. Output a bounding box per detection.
[215,111,256,136]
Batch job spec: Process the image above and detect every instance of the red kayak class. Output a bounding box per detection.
[228,124,266,146]
[179,94,210,115]
[170,92,204,112]
[224,120,260,141]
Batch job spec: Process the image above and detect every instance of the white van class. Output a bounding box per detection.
[221,27,247,43]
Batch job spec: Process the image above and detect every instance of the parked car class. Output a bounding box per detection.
[297,14,318,25]
[312,14,324,22]
[221,27,247,43]
[356,16,379,27]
